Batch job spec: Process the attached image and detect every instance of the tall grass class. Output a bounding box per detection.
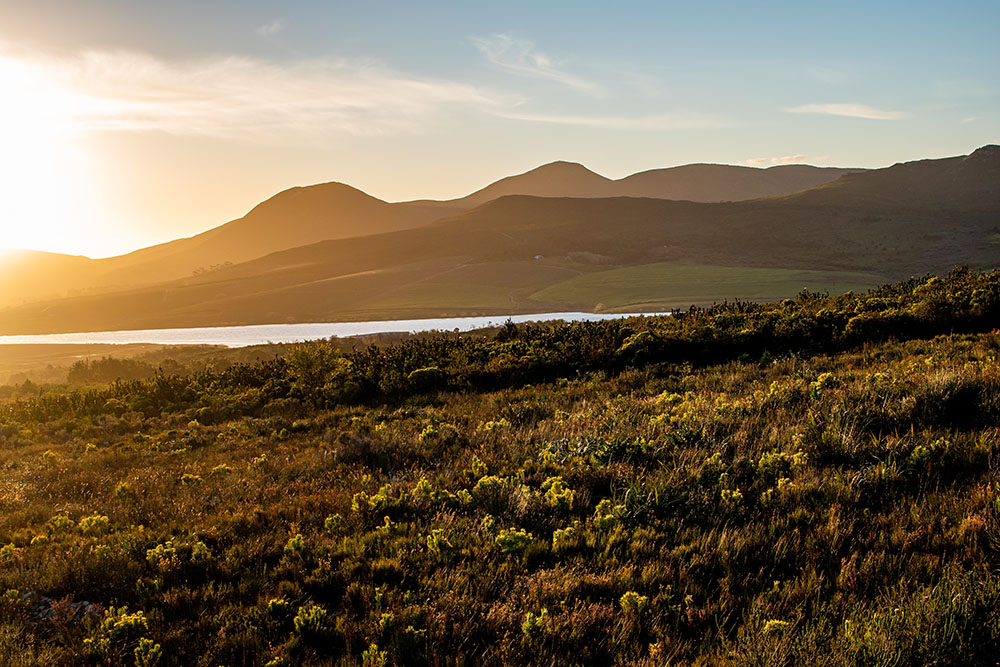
[0,270,998,665]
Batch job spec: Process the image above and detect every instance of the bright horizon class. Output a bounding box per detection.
[0,0,997,259]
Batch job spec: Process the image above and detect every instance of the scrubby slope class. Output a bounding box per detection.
[1,270,999,665]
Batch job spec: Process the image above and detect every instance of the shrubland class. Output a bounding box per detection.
[0,268,999,665]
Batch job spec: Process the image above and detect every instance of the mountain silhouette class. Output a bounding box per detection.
[615,163,858,201]
[2,146,996,335]
[788,145,1000,210]
[442,161,619,207]
[419,160,857,208]
[0,157,862,309]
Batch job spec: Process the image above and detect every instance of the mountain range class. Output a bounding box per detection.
[1,148,997,335]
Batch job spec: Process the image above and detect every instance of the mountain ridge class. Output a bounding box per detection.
[2,145,997,335]
[408,160,861,208]
[0,157,865,309]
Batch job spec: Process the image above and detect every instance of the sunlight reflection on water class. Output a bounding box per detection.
[0,312,668,348]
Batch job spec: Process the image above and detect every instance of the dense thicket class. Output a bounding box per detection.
[0,269,999,665]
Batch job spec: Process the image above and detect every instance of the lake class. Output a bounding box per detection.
[0,312,666,348]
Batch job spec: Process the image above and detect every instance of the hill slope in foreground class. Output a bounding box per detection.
[1,270,1000,664]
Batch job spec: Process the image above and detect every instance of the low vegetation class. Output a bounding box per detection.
[1,268,999,665]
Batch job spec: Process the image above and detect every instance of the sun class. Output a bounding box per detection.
[0,53,97,256]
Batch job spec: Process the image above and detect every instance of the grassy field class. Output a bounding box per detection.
[0,345,167,386]
[530,262,884,310]
[359,261,584,315]
[0,270,999,665]
[0,344,295,389]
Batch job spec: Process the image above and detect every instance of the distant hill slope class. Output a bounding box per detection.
[93,183,453,287]
[0,250,95,308]
[0,159,859,310]
[615,163,858,201]
[3,146,996,335]
[419,161,858,208]
[0,184,455,309]
[789,145,1000,210]
[443,161,620,207]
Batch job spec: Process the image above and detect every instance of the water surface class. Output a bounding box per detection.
[0,312,665,348]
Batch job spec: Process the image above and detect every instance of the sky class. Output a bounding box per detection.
[0,0,997,258]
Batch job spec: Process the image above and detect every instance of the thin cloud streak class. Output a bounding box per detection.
[497,111,730,131]
[745,154,808,166]
[771,154,807,164]
[256,20,285,37]
[25,49,509,140]
[473,33,601,94]
[2,45,723,142]
[784,103,906,120]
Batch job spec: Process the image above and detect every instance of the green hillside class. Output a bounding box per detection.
[1,270,999,665]
[530,262,883,310]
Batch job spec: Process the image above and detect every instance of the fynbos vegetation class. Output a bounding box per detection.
[1,268,999,665]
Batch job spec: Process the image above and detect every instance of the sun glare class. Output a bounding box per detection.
[0,54,98,256]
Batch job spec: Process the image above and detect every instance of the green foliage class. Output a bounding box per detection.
[324,513,344,533]
[407,366,445,392]
[83,606,149,661]
[68,356,159,385]
[495,528,533,554]
[1,270,1000,664]
[551,521,579,553]
[425,528,452,556]
[180,473,202,486]
[134,637,162,667]
[619,591,648,615]
[542,476,575,510]
[521,608,549,637]
[283,533,305,558]
[361,642,388,667]
[78,514,110,535]
[594,499,621,530]
[293,603,328,643]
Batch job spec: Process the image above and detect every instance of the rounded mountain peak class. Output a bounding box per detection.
[966,144,1000,162]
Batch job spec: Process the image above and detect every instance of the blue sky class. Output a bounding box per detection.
[0,1,997,256]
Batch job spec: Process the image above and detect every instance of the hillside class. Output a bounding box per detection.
[0,159,858,311]
[422,160,857,208]
[0,185,456,309]
[443,161,619,207]
[615,163,857,201]
[1,271,999,664]
[788,145,1000,211]
[1,147,996,335]
[0,250,96,309]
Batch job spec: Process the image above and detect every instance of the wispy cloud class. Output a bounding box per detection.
[13,49,508,140]
[497,111,729,130]
[771,154,807,164]
[1,43,726,143]
[472,33,600,94]
[745,154,808,166]
[256,20,285,37]
[784,103,905,120]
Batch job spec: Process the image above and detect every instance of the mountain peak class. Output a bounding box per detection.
[533,160,592,171]
[965,144,1000,163]
[454,160,615,207]
[513,160,609,182]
